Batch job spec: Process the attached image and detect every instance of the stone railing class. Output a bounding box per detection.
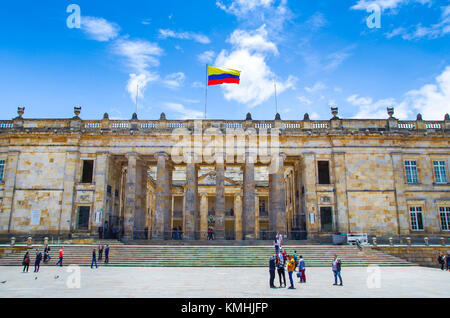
[0,118,449,134]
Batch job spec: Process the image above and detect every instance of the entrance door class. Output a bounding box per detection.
[320,207,333,233]
[77,206,91,230]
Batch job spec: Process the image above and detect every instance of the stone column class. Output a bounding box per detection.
[270,153,287,236]
[124,153,137,239]
[134,161,147,233]
[303,153,319,236]
[184,160,198,240]
[215,162,226,240]
[255,195,260,239]
[199,193,208,240]
[153,152,172,239]
[391,152,409,235]
[3,151,20,234]
[243,156,256,240]
[60,150,79,234]
[93,152,109,234]
[333,152,349,233]
[234,193,243,240]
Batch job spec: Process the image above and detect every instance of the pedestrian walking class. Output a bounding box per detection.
[56,247,64,267]
[43,244,51,263]
[446,254,450,271]
[91,248,98,269]
[104,244,110,264]
[287,255,296,289]
[269,254,276,288]
[98,245,104,261]
[22,251,30,273]
[276,253,286,288]
[297,255,306,283]
[332,254,343,286]
[438,253,445,270]
[34,249,42,273]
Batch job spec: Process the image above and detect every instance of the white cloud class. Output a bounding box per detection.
[351,0,431,12]
[113,39,163,101]
[306,12,328,30]
[197,50,216,64]
[305,82,327,93]
[348,66,450,120]
[163,72,186,89]
[158,29,211,44]
[214,25,297,107]
[164,102,204,119]
[297,96,312,105]
[81,16,120,42]
[192,81,204,89]
[216,0,275,16]
[385,5,450,40]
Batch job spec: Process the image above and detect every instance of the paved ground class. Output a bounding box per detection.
[0,266,449,298]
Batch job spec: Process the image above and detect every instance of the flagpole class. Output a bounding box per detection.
[274,81,278,114]
[205,64,208,120]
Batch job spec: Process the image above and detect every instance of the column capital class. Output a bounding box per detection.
[154,151,169,161]
[200,192,209,198]
[126,152,138,160]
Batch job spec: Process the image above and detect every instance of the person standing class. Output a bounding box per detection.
[22,251,30,273]
[277,233,283,249]
[274,237,280,254]
[34,249,42,273]
[276,253,286,288]
[438,253,446,270]
[91,248,98,269]
[298,255,306,283]
[293,250,298,271]
[98,245,104,261]
[104,245,110,264]
[56,247,64,267]
[269,254,276,288]
[446,253,450,271]
[332,254,343,286]
[43,244,51,263]
[98,225,103,239]
[287,256,296,289]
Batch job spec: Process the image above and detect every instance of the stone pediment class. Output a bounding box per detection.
[198,171,240,186]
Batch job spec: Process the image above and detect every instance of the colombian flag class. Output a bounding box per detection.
[208,66,241,86]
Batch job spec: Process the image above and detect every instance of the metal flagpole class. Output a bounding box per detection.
[274,80,278,114]
[135,84,139,114]
[205,64,208,120]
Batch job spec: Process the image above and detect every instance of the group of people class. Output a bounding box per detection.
[90,244,110,269]
[270,234,343,289]
[22,244,111,272]
[438,252,450,270]
[172,226,183,240]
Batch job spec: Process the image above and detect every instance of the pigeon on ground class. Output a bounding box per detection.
[54,275,59,280]
[0,281,6,284]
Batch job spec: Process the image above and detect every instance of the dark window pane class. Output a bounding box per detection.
[318,161,331,184]
[81,160,94,183]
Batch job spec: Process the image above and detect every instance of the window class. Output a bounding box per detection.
[440,207,450,231]
[81,160,94,183]
[405,161,418,184]
[434,161,447,184]
[409,206,424,231]
[0,160,5,183]
[318,161,331,185]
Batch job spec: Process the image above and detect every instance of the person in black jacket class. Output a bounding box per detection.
[269,255,276,288]
[22,251,30,273]
[43,245,51,263]
[34,249,42,273]
[332,254,343,286]
[104,245,110,264]
[438,253,445,270]
[446,254,450,271]
[276,254,286,288]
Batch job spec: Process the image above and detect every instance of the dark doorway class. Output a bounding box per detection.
[320,207,333,233]
[77,206,91,230]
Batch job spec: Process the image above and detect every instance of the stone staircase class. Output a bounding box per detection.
[0,244,414,267]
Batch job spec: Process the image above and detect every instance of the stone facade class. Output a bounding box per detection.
[0,107,449,240]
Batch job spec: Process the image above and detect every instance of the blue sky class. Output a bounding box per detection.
[0,0,449,121]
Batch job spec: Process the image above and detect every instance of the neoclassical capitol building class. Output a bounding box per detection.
[0,106,449,241]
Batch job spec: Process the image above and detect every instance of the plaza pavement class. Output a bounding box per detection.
[0,266,449,298]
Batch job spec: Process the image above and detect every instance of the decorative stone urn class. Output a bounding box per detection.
[424,237,429,246]
[372,237,377,247]
[10,237,16,247]
[441,237,446,246]
[406,237,411,246]
[27,237,32,248]
[44,237,49,246]
[389,237,394,246]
